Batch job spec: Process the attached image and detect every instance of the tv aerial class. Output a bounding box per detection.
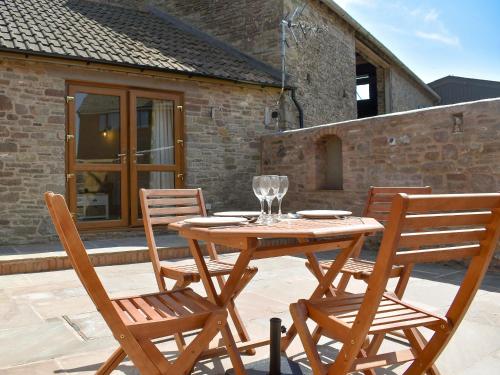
[279,3,327,94]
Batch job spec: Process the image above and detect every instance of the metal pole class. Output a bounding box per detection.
[269,317,282,375]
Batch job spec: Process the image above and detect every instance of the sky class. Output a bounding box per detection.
[334,0,500,83]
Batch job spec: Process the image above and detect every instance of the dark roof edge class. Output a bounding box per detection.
[0,47,285,89]
[321,0,440,102]
[146,4,283,84]
[429,75,500,88]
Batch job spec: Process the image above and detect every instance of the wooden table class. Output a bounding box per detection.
[169,217,384,374]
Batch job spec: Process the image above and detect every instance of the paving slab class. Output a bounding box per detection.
[0,254,498,374]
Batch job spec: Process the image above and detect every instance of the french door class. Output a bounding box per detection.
[129,90,184,226]
[66,84,184,229]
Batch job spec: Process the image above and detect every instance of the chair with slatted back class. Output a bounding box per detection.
[44,192,234,375]
[308,186,432,297]
[291,193,500,375]
[140,188,258,352]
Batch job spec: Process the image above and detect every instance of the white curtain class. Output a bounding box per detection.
[150,100,174,188]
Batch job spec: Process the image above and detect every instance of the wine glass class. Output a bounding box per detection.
[253,176,269,223]
[277,176,289,219]
[265,175,280,223]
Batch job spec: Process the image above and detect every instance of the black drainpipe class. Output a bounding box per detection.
[290,88,304,129]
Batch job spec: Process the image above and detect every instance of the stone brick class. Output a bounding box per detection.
[471,174,496,192]
[15,103,28,114]
[0,142,17,152]
[0,94,12,111]
[44,89,64,97]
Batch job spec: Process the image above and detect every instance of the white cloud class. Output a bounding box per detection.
[408,6,460,47]
[424,9,439,22]
[415,31,461,47]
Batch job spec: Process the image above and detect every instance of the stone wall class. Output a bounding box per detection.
[87,0,436,128]
[283,0,357,127]
[391,67,436,112]
[0,61,66,244]
[148,0,435,127]
[261,98,500,215]
[0,57,280,245]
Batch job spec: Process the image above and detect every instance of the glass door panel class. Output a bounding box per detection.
[130,90,184,225]
[136,98,175,165]
[67,85,128,229]
[75,171,122,221]
[75,94,121,164]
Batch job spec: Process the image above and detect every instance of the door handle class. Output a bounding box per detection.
[177,173,184,181]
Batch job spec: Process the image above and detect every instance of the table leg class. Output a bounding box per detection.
[298,238,335,296]
[281,235,364,351]
[188,238,258,373]
[207,242,256,354]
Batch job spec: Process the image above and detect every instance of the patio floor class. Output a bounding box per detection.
[0,251,499,374]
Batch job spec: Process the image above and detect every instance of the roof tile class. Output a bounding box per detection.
[0,0,280,86]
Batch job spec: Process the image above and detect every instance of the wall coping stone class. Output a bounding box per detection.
[264,97,500,138]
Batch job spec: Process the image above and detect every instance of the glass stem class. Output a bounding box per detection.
[267,198,273,215]
[278,198,282,216]
[260,198,265,215]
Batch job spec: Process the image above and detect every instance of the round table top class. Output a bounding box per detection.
[169,217,383,239]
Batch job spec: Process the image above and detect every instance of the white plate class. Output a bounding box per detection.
[296,210,352,219]
[183,216,247,227]
[214,211,260,218]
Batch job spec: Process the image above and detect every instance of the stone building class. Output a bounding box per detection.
[140,0,440,126]
[0,0,438,245]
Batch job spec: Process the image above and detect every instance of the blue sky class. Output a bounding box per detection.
[335,0,500,83]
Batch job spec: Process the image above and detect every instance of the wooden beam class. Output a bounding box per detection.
[356,39,390,69]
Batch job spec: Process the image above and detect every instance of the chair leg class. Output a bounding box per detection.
[403,331,449,375]
[173,277,191,290]
[96,346,126,375]
[312,325,323,344]
[335,272,352,293]
[138,339,172,374]
[174,333,187,352]
[357,348,377,375]
[172,312,226,374]
[404,328,441,375]
[394,264,413,299]
[171,277,191,352]
[366,332,386,356]
[290,302,327,375]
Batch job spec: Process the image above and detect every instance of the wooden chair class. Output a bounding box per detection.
[308,186,432,298]
[140,188,258,351]
[291,193,500,375]
[45,192,232,375]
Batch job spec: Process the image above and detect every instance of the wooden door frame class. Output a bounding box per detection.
[129,89,185,226]
[66,84,129,230]
[65,82,185,230]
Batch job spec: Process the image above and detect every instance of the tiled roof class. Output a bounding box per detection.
[0,0,281,86]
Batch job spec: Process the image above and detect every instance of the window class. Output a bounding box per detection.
[356,83,370,100]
